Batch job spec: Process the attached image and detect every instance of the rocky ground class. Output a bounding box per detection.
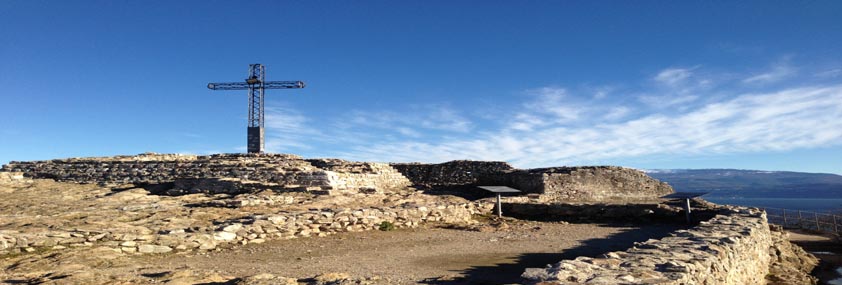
[0,177,481,254]
[1,173,829,284]
[0,176,686,284]
[1,221,683,284]
[788,230,842,285]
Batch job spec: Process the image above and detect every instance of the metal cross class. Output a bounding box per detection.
[207,64,305,153]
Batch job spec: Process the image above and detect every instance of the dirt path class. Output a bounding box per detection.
[123,222,684,284]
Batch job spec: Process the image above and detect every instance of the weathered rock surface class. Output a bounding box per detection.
[0,171,32,188]
[766,225,820,285]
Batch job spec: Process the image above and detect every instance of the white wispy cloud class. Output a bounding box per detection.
[654,68,693,85]
[418,107,472,132]
[603,106,631,120]
[523,87,583,121]
[338,105,472,136]
[508,113,548,131]
[264,105,322,151]
[395,127,422,138]
[591,86,614,99]
[264,106,312,133]
[256,61,842,169]
[815,68,842,78]
[638,94,700,108]
[639,67,711,108]
[343,85,842,168]
[743,59,796,84]
[261,104,475,154]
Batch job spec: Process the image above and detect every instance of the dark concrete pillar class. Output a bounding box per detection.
[247,127,264,153]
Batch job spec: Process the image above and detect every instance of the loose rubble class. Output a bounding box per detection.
[0,179,488,257]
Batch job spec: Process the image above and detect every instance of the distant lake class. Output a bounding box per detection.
[704,196,842,213]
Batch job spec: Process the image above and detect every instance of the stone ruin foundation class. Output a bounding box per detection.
[2,153,412,195]
[0,153,822,284]
[4,153,674,202]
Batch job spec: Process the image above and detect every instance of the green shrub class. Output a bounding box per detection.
[378,221,395,231]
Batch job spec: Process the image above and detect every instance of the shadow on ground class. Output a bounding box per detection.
[420,224,685,285]
[788,231,842,285]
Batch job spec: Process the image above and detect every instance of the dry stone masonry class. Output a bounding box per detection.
[2,153,411,195]
[4,154,673,201]
[392,161,673,202]
[390,160,515,187]
[521,205,818,285]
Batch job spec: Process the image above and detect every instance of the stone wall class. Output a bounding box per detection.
[5,154,670,201]
[521,206,817,284]
[390,160,514,188]
[309,159,411,194]
[1,153,410,195]
[530,166,673,202]
[393,161,673,202]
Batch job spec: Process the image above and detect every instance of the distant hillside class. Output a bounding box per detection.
[645,169,842,198]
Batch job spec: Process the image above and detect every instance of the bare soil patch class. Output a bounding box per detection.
[117,221,680,284]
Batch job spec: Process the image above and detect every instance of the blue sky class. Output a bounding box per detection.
[1,1,842,174]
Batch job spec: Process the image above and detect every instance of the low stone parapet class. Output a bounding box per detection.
[522,206,817,284]
[181,200,489,251]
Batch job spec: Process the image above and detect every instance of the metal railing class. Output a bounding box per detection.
[762,207,841,235]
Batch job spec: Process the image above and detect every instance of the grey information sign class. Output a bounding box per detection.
[478,186,523,193]
[478,186,522,217]
[661,192,709,199]
[661,192,709,223]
